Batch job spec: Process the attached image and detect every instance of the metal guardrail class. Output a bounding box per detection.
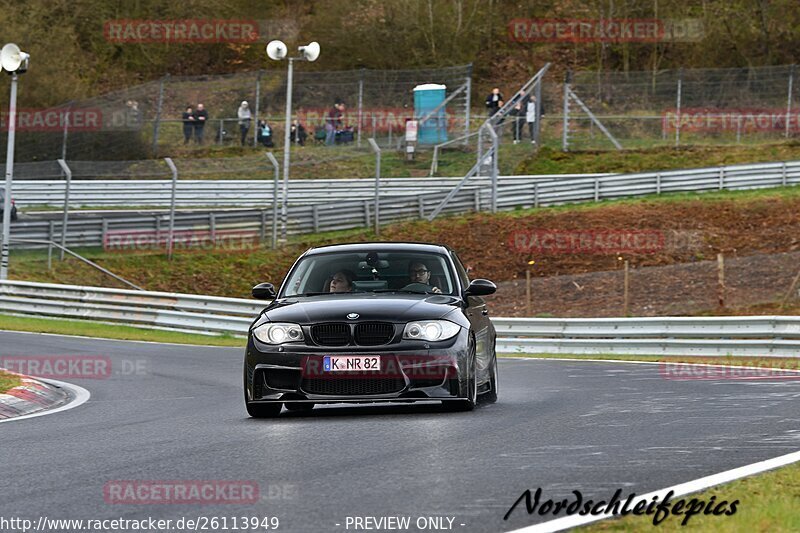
[5,160,800,249]
[0,280,263,334]
[493,317,800,357]
[1,280,799,356]
[10,176,577,208]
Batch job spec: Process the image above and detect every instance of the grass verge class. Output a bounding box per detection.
[0,314,245,347]
[506,353,800,533]
[0,369,22,394]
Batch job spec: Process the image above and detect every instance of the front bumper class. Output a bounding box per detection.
[244,330,471,404]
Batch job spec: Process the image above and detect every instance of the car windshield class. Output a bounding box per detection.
[281,250,457,297]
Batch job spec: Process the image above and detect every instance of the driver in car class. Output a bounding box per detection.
[408,261,442,294]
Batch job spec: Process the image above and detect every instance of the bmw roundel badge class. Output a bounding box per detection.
[347,313,359,320]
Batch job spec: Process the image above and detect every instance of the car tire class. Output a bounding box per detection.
[444,349,477,412]
[481,355,499,404]
[284,402,315,412]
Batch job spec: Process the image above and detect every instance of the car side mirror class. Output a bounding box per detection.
[252,283,277,300]
[465,279,496,297]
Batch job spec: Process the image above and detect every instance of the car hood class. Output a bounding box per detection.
[261,293,463,325]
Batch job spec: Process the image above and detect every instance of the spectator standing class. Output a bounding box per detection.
[182,106,194,144]
[510,101,524,144]
[237,101,252,146]
[526,96,537,144]
[485,87,504,118]
[194,103,208,144]
[325,101,339,145]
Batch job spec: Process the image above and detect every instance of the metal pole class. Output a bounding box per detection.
[254,70,262,146]
[56,159,71,260]
[164,158,178,259]
[1,73,19,280]
[61,102,72,161]
[476,126,483,175]
[152,74,167,157]
[786,65,795,139]
[562,71,570,152]
[357,68,365,148]
[368,138,381,235]
[464,64,472,145]
[488,126,498,213]
[281,58,295,242]
[534,76,543,143]
[266,152,279,249]
[623,260,630,316]
[675,68,683,148]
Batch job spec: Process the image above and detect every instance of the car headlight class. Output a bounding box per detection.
[402,320,460,341]
[253,322,304,344]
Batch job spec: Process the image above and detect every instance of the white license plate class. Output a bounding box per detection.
[323,356,380,372]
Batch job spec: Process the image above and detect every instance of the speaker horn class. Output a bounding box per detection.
[266,40,287,61]
[1,43,29,73]
[299,42,320,62]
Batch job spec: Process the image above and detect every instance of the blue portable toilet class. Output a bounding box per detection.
[413,84,448,144]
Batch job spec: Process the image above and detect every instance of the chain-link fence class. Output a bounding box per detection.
[553,64,799,151]
[486,250,800,318]
[0,65,473,163]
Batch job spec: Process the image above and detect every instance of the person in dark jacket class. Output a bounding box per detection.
[194,103,208,144]
[485,87,504,117]
[182,106,195,144]
[290,120,307,146]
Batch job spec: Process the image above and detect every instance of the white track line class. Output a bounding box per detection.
[503,356,800,532]
[0,377,90,424]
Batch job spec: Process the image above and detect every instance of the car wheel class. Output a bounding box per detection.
[481,355,499,404]
[284,402,315,412]
[444,351,477,412]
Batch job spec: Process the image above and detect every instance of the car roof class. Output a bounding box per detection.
[303,242,453,256]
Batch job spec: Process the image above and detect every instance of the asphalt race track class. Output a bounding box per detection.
[2,330,799,532]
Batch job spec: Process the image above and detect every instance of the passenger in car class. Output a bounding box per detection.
[328,270,355,293]
[407,261,442,294]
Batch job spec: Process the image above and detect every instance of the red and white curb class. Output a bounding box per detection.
[0,371,90,422]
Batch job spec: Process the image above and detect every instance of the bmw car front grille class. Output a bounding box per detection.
[311,323,350,346]
[353,322,394,346]
[310,322,395,347]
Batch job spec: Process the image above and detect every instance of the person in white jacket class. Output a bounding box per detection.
[526,96,537,144]
[237,101,252,146]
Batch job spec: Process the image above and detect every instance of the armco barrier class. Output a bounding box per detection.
[1,280,799,356]
[7,160,800,249]
[11,175,593,208]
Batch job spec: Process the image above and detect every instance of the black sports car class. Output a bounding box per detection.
[244,242,498,417]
